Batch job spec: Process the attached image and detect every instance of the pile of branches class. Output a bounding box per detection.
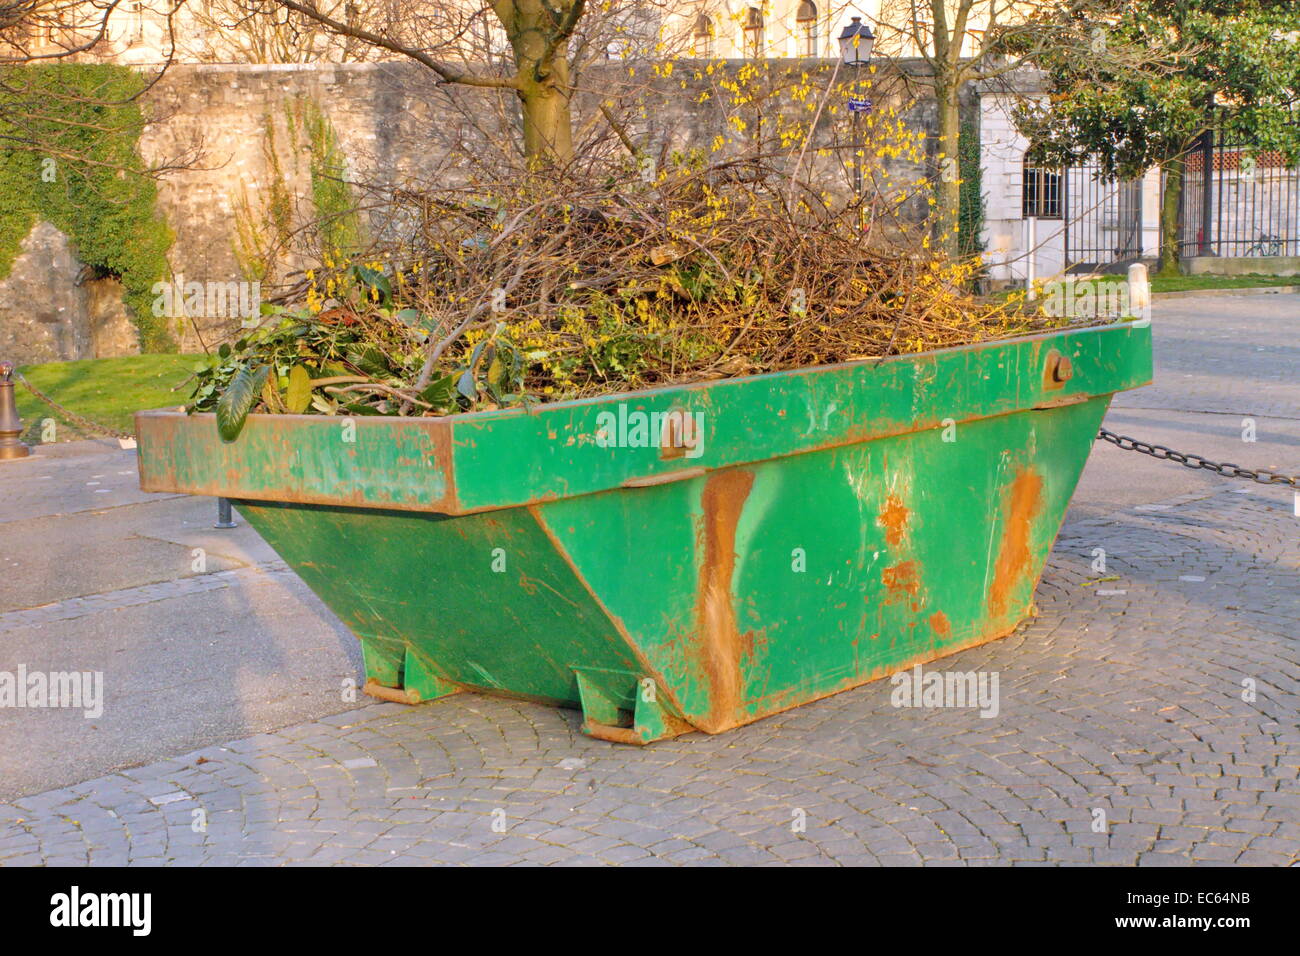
[190,155,1094,440]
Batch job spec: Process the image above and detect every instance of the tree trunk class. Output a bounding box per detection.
[1158,156,1184,276]
[934,77,961,258]
[516,59,574,164]
[496,0,577,165]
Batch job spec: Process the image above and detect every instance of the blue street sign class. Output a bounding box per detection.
[847,98,873,113]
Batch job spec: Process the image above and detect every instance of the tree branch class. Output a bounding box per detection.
[273,0,521,89]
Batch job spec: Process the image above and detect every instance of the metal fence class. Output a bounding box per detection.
[1179,132,1300,258]
[1063,165,1144,269]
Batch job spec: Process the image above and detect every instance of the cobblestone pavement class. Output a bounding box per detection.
[0,295,1297,866]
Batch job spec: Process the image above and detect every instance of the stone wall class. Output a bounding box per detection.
[0,223,139,364]
[1184,254,1300,277]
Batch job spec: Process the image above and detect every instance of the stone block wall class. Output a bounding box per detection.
[0,223,139,364]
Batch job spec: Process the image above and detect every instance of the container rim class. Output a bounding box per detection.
[141,318,1135,425]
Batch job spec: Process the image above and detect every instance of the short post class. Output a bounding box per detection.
[1024,216,1038,299]
[0,361,31,461]
[215,497,237,529]
[1127,261,1151,326]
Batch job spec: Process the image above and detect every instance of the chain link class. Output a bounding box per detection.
[1097,428,1298,487]
[12,371,133,441]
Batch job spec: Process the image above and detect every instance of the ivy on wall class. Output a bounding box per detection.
[0,64,174,351]
[957,120,986,262]
[233,106,297,284]
[301,97,363,262]
[232,96,364,282]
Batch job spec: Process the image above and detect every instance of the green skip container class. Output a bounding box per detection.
[136,322,1152,743]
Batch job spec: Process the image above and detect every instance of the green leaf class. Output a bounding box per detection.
[418,372,459,409]
[350,264,391,301]
[346,346,390,377]
[486,353,505,399]
[216,364,270,443]
[456,369,477,401]
[285,365,312,414]
[468,339,494,372]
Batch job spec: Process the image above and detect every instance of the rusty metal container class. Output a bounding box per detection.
[136,323,1152,743]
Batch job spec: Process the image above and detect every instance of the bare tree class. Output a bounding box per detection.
[183,0,357,62]
[867,0,1126,256]
[254,0,586,163]
[3,1,125,61]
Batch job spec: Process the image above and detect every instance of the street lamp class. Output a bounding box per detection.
[838,17,875,230]
[838,16,875,67]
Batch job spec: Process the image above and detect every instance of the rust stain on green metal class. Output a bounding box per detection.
[988,468,1044,619]
[691,468,754,733]
[877,494,910,547]
[882,561,923,604]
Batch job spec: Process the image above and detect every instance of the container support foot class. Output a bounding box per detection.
[360,638,460,705]
[574,668,692,745]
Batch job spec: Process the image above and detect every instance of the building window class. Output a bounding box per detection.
[744,7,764,59]
[132,2,145,42]
[693,14,714,57]
[796,1,818,57]
[1022,163,1062,219]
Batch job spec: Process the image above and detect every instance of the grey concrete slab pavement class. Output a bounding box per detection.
[0,447,364,802]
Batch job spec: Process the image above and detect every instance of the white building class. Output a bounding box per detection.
[46,2,988,66]
[977,85,1163,285]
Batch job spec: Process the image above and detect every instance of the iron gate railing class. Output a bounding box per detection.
[1178,130,1300,258]
[1063,164,1144,269]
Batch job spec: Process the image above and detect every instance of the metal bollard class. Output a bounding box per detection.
[214,497,237,529]
[0,361,31,461]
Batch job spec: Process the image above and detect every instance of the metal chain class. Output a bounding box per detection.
[1097,428,1298,487]
[12,371,133,440]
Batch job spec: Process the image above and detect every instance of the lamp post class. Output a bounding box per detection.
[838,16,875,230]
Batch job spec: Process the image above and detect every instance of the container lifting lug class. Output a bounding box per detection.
[1044,349,1073,390]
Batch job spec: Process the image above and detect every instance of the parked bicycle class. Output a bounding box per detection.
[1245,232,1285,256]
